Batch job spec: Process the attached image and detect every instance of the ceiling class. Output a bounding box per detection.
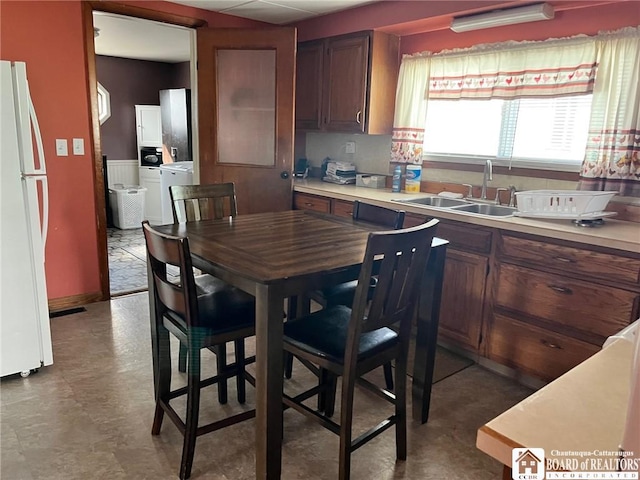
[169,0,381,25]
[93,12,192,63]
[93,1,381,63]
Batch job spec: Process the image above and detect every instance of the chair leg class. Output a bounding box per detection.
[284,352,294,379]
[216,343,228,404]
[394,354,408,461]
[383,362,394,391]
[178,343,187,373]
[319,371,337,418]
[338,373,356,480]
[180,343,201,480]
[234,339,246,404]
[318,368,329,412]
[152,324,172,435]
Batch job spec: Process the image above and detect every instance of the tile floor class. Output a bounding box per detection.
[1,292,534,480]
[107,227,148,295]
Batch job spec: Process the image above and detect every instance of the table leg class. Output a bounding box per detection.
[412,243,447,423]
[255,283,285,479]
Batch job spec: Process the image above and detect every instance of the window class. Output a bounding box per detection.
[423,94,592,171]
[97,82,111,125]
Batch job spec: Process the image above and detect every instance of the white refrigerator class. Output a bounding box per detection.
[0,60,52,378]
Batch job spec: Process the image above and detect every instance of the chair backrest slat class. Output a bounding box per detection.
[170,183,238,223]
[350,219,439,337]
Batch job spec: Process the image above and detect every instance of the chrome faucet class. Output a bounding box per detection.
[480,159,492,200]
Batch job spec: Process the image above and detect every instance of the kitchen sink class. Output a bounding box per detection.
[392,196,469,208]
[450,203,517,217]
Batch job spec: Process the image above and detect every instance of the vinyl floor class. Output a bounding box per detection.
[0,292,534,480]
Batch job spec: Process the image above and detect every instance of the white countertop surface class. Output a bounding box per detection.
[294,179,640,254]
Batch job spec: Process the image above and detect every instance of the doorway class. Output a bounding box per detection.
[87,6,198,297]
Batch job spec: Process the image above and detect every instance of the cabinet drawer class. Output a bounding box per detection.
[487,313,600,382]
[437,221,493,254]
[293,193,330,213]
[332,199,354,218]
[500,234,640,284]
[496,263,636,343]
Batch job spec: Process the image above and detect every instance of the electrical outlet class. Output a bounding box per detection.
[73,138,85,155]
[345,141,356,154]
[55,139,68,156]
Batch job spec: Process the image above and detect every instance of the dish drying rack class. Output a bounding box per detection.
[513,190,617,221]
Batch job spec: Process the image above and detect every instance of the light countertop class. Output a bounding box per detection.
[294,179,640,254]
[476,339,634,468]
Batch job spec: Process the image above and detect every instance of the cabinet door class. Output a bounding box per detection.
[135,105,162,148]
[296,41,323,130]
[139,167,162,225]
[323,35,369,133]
[438,249,488,352]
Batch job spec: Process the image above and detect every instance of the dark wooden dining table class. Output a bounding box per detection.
[150,209,447,479]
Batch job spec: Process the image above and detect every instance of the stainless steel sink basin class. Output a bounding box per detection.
[450,203,517,217]
[393,196,469,208]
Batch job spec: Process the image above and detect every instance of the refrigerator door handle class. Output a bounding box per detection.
[38,176,49,254]
[28,87,46,175]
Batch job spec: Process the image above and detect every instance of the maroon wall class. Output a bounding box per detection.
[96,56,190,160]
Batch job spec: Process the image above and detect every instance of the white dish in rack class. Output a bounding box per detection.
[514,190,617,217]
[513,211,617,220]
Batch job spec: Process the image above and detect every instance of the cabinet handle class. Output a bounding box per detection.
[548,284,573,295]
[356,110,362,124]
[305,202,314,207]
[541,339,562,350]
[554,256,575,263]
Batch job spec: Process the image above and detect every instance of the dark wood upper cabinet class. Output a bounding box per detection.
[295,42,324,130]
[295,31,399,135]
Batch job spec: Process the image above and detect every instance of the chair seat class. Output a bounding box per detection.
[194,274,228,296]
[167,282,255,336]
[283,305,397,364]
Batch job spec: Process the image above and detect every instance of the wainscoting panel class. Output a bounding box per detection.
[107,160,139,187]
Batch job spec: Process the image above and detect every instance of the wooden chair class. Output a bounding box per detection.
[169,182,237,223]
[286,201,406,390]
[170,183,239,403]
[143,221,256,480]
[310,201,406,309]
[282,218,439,480]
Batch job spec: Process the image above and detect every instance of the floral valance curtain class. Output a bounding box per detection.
[390,27,640,198]
[390,55,431,163]
[578,27,640,196]
[428,39,597,99]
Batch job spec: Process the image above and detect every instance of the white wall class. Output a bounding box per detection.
[303,132,578,191]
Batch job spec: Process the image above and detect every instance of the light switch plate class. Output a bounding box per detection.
[345,141,356,154]
[72,138,84,155]
[55,139,68,156]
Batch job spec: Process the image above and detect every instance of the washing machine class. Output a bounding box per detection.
[159,161,194,224]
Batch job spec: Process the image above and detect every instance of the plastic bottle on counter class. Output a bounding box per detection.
[392,165,402,193]
[405,164,422,193]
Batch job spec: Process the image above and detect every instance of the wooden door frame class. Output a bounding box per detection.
[82,1,206,300]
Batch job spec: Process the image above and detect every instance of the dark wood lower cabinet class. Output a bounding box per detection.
[487,313,601,381]
[438,249,487,352]
[293,192,640,382]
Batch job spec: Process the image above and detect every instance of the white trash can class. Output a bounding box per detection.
[109,185,147,229]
